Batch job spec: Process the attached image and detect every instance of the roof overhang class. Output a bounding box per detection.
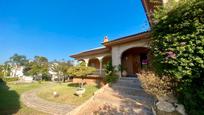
[70,47,110,59]
[103,31,151,47]
[141,0,163,27]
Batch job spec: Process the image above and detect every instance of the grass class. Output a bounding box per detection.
[37,83,99,105]
[0,81,49,115]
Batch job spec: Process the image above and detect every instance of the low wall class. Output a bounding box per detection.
[72,75,105,87]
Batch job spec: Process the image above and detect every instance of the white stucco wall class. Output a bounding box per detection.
[11,66,24,77]
[111,38,150,67]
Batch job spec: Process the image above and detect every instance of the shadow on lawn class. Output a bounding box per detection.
[67,83,80,87]
[0,79,20,115]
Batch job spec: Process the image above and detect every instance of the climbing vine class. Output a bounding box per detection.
[151,0,204,114]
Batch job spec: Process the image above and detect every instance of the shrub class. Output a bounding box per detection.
[67,62,96,87]
[138,71,176,98]
[2,77,19,82]
[42,74,51,81]
[104,61,118,83]
[151,0,204,114]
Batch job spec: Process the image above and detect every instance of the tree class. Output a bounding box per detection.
[0,65,4,78]
[151,0,204,114]
[50,60,72,82]
[2,63,11,77]
[23,56,49,80]
[9,54,28,77]
[104,61,118,83]
[67,62,96,87]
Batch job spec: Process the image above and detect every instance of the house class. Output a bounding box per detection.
[71,32,151,77]
[70,0,175,81]
[10,65,24,77]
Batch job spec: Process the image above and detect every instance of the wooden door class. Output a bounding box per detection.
[133,55,141,74]
[122,54,141,76]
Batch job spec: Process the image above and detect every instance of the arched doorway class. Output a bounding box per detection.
[102,56,112,68]
[121,47,149,77]
[88,58,100,69]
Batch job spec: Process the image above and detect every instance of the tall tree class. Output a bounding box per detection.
[50,60,72,82]
[23,56,49,80]
[2,62,11,77]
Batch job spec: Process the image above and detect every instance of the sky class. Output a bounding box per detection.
[0,0,150,63]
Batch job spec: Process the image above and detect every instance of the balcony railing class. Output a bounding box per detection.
[91,69,105,77]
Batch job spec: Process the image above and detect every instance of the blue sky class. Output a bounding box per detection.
[0,0,150,63]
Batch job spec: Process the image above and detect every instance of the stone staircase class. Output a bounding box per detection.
[93,77,155,115]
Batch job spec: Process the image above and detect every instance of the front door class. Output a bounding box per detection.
[122,54,140,77]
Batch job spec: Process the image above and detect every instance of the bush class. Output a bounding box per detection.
[138,71,176,98]
[67,62,96,87]
[151,0,204,114]
[42,74,51,81]
[104,61,118,83]
[2,77,19,82]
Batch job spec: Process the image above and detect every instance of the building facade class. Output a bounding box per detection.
[70,0,176,78]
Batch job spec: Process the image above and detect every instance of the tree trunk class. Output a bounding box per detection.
[81,77,84,88]
[63,76,65,83]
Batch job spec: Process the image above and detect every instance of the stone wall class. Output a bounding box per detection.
[72,76,105,87]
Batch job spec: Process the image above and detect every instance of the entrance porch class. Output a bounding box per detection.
[121,47,150,77]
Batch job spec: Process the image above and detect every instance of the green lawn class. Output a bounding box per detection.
[0,81,49,115]
[38,83,99,105]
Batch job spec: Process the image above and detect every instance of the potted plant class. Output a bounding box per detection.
[118,64,127,77]
[75,87,86,97]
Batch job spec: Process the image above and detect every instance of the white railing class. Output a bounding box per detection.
[91,69,105,77]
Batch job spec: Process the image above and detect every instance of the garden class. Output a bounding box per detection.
[0,56,99,115]
[37,83,98,105]
[0,81,49,115]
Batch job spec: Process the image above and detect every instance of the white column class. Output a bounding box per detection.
[97,56,104,75]
[112,47,122,78]
[83,58,89,67]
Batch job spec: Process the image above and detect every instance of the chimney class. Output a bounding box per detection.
[103,36,109,43]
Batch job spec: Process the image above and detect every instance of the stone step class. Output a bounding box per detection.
[108,85,147,96]
[120,77,138,80]
[103,87,155,107]
[110,84,143,91]
[113,81,142,88]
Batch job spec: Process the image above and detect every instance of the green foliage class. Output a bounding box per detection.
[0,65,4,78]
[67,62,96,87]
[104,61,118,83]
[151,0,204,114]
[50,60,72,82]
[67,62,96,78]
[2,77,19,82]
[9,54,28,66]
[178,80,204,115]
[23,56,49,81]
[117,64,126,72]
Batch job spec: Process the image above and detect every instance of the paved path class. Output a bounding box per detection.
[21,87,76,115]
[77,77,155,115]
